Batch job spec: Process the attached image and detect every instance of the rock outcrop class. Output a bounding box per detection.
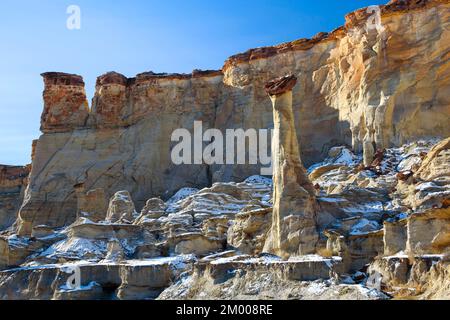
[1,137,449,299]
[158,253,388,300]
[0,165,29,231]
[368,256,450,299]
[106,191,137,223]
[13,0,449,236]
[76,187,108,222]
[40,72,89,133]
[227,208,271,255]
[263,75,318,257]
[0,0,449,300]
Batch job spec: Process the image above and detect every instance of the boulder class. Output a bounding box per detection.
[106,191,137,223]
[227,208,271,255]
[76,188,108,222]
[169,232,224,255]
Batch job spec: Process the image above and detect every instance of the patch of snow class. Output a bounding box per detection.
[357,285,390,299]
[167,191,249,216]
[59,281,100,293]
[210,255,251,265]
[119,238,142,256]
[307,146,361,173]
[343,202,385,215]
[397,155,422,172]
[386,212,408,222]
[261,193,271,205]
[202,250,237,260]
[166,187,199,205]
[239,255,283,265]
[209,253,341,267]
[318,197,347,203]
[334,148,360,166]
[349,219,381,235]
[40,237,107,259]
[7,235,31,247]
[415,182,439,191]
[114,192,133,202]
[123,254,197,270]
[288,254,342,263]
[305,281,328,295]
[383,252,445,260]
[244,175,273,186]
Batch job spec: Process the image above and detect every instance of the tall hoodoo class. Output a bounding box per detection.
[263,75,319,258]
[40,72,89,133]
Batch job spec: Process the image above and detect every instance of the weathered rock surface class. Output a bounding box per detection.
[368,255,450,299]
[0,165,29,231]
[0,256,195,300]
[13,0,449,235]
[40,72,89,133]
[0,0,449,300]
[158,254,388,300]
[227,208,272,255]
[106,191,137,223]
[76,187,108,222]
[1,134,449,299]
[263,75,318,257]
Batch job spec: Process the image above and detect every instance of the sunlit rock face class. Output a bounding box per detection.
[14,0,450,239]
[262,75,318,257]
[223,0,450,161]
[0,166,29,230]
[40,72,89,133]
[16,72,222,235]
[0,135,449,299]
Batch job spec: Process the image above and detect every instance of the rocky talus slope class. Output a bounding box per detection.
[0,0,449,300]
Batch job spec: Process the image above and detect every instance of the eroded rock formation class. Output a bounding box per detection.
[0,0,449,300]
[0,166,29,230]
[12,0,449,236]
[263,75,318,257]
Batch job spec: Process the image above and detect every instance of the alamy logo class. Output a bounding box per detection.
[171,121,273,175]
[66,5,81,30]
[62,265,81,290]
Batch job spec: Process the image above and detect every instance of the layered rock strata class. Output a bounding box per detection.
[13,0,449,235]
[0,137,448,299]
[0,166,29,230]
[263,75,318,257]
[0,0,448,300]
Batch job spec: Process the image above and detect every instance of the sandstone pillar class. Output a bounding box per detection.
[92,72,129,128]
[40,72,89,133]
[363,136,375,167]
[263,75,318,258]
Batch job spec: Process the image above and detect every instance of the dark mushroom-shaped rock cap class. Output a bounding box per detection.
[265,74,297,96]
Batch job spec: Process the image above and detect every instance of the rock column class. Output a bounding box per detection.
[263,75,318,258]
[40,72,89,133]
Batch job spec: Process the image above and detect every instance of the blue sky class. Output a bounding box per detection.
[0,0,386,165]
